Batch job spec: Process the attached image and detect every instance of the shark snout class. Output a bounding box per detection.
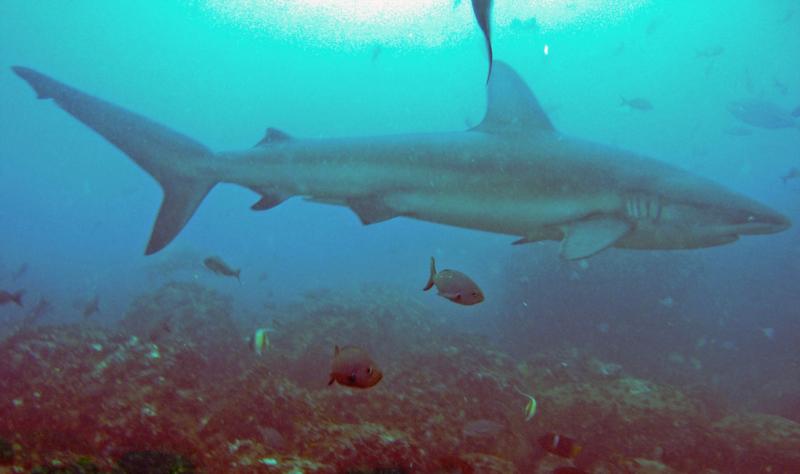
[735,210,791,235]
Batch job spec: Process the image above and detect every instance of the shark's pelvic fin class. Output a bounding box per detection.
[12,66,218,255]
[560,216,631,260]
[255,127,293,147]
[346,197,398,225]
[472,61,555,135]
[250,190,287,211]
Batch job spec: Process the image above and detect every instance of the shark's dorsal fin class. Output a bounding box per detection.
[255,127,292,147]
[472,61,554,135]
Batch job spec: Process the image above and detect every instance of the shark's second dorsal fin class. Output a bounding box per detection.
[472,61,554,135]
[255,127,293,147]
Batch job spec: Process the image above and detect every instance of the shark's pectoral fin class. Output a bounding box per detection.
[347,197,398,225]
[248,187,288,211]
[560,216,631,260]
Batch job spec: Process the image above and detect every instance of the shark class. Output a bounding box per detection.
[11,62,790,260]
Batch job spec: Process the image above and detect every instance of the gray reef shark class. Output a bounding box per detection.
[12,62,790,260]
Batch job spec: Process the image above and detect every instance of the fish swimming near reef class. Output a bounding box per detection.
[11,63,790,260]
[782,167,800,184]
[203,256,241,282]
[0,290,24,307]
[21,296,50,327]
[423,257,484,305]
[328,345,382,389]
[727,99,799,130]
[82,295,100,318]
[470,0,493,82]
[620,96,653,111]
[249,327,272,356]
[538,432,583,459]
[695,45,724,59]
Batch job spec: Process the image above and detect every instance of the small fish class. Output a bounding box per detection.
[727,99,797,130]
[471,0,493,82]
[203,256,241,282]
[723,126,753,136]
[538,433,583,459]
[782,167,800,184]
[11,263,28,281]
[0,289,24,307]
[695,45,724,59]
[760,327,775,340]
[82,295,100,318]
[620,96,653,111]
[423,257,484,305]
[249,327,271,356]
[463,419,505,438]
[328,345,382,389]
[514,386,538,421]
[370,44,382,63]
[659,296,674,308]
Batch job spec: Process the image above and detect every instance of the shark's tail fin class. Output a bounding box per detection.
[12,66,217,255]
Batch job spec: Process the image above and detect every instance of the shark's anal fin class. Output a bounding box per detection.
[347,197,398,225]
[254,127,293,147]
[560,216,631,260]
[471,61,555,135]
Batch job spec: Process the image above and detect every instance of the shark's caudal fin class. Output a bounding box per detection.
[471,61,555,135]
[12,67,217,255]
[471,0,494,82]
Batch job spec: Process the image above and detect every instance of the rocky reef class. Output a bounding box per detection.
[0,282,798,473]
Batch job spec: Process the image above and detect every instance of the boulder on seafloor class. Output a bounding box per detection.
[711,413,800,470]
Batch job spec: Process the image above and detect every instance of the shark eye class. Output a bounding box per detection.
[367,367,373,375]
[747,215,755,222]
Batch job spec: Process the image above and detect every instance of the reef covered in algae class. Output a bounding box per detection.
[1,282,798,473]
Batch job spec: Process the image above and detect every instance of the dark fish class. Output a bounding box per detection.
[792,106,800,118]
[723,126,753,136]
[462,419,505,438]
[695,45,724,59]
[553,467,588,474]
[370,44,382,63]
[0,290,24,307]
[727,99,797,130]
[423,257,484,305]
[11,263,28,281]
[203,256,241,282]
[83,295,100,318]
[328,345,382,389]
[471,0,493,82]
[782,167,800,184]
[620,96,653,111]
[538,433,582,459]
[21,297,50,327]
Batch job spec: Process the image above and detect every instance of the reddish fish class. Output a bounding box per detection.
[423,257,484,305]
[538,433,582,459]
[0,290,24,307]
[328,345,382,389]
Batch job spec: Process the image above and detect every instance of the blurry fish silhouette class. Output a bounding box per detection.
[471,0,493,82]
[728,99,798,130]
[773,78,788,96]
[462,419,505,438]
[248,327,272,356]
[723,126,753,137]
[423,257,484,305]
[510,17,539,33]
[0,289,24,307]
[620,96,653,111]
[82,295,100,318]
[11,263,28,281]
[203,256,241,282]
[21,296,50,327]
[695,45,724,59]
[782,168,800,184]
[370,44,382,63]
[538,432,583,459]
[792,106,800,118]
[760,327,775,340]
[328,345,382,389]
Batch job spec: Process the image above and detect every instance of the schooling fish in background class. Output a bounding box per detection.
[782,167,800,184]
[423,257,484,305]
[203,256,241,282]
[620,96,653,111]
[328,345,382,389]
[0,289,24,307]
[538,432,583,459]
[727,99,799,130]
[82,295,100,318]
[471,0,494,82]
